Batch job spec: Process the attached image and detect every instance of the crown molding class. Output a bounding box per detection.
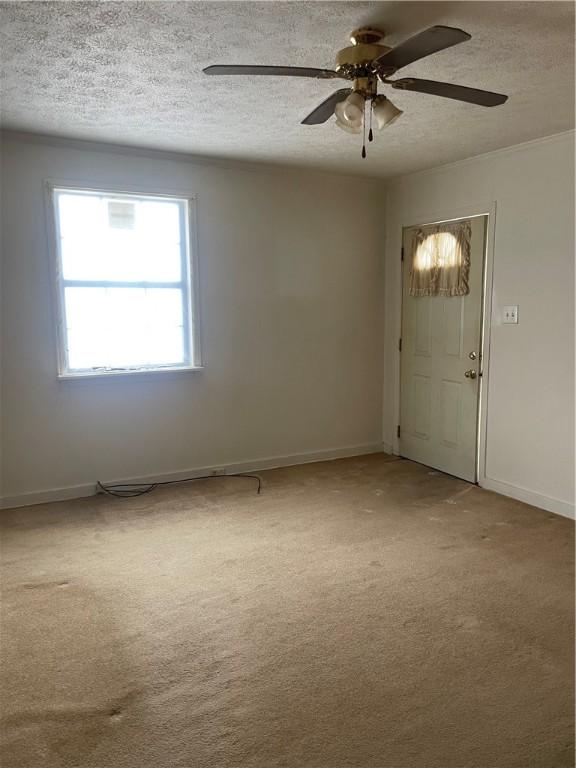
[386,129,575,185]
[2,127,573,187]
[0,129,386,183]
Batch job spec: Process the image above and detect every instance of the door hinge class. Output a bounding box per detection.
[397,424,401,438]
[398,337,402,352]
[401,246,404,262]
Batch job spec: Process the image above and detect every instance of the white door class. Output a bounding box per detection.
[399,216,486,482]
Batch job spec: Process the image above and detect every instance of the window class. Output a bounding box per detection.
[413,232,461,272]
[49,186,200,378]
[409,219,471,298]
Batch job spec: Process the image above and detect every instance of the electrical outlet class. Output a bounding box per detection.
[503,305,518,324]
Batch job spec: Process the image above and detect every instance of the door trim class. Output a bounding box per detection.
[391,201,496,486]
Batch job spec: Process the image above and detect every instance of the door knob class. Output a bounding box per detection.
[468,351,477,360]
[465,369,477,379]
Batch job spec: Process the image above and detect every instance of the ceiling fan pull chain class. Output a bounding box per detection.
[361,98,367,158]
[368,99,374,142]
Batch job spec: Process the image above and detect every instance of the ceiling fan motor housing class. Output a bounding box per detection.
[335,28,390,95]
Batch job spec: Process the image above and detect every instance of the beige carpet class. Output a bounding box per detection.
[1,454,574,768]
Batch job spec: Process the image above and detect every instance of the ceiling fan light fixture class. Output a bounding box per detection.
[334,100,362,132]
[372,95,403,129]
[342,90,365,123]
[335,116,362,134]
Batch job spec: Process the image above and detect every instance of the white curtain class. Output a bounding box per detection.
[409,219,471,297]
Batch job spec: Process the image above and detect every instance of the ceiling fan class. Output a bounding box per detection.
[204,25,508,157]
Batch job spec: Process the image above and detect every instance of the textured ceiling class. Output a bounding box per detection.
[0,1,574,178]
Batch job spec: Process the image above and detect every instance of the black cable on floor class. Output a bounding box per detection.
[96,473,262,498]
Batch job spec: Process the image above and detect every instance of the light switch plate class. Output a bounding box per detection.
[503,305,518,324]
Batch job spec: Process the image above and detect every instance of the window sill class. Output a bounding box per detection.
[58,366,204,382]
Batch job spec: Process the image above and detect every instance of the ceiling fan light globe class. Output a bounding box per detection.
[335,115,362,134]
[335,101,362,130]
[373,95,403,129]
[342,91,365,123]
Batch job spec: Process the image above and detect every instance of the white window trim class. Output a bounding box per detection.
[44,180,203,380]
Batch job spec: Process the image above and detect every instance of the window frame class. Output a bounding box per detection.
[45,181,203,380]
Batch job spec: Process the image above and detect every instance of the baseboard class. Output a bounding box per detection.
[0,442,387,510]
[481,477,575,520]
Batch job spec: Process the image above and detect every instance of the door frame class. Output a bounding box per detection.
[391,201,497,485]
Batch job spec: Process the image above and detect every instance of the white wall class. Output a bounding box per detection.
[2,131,574,518]
[0,134,386,506]
[383,132,575,518]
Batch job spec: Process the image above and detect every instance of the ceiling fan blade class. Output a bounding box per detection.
[392,78,508,106]
[301,89,353,125]
[203,65,340,80]
[374,26,471,73]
